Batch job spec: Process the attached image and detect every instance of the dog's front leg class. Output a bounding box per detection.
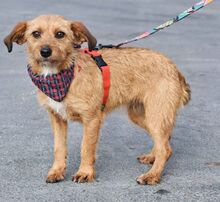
[72,115,102,183]
[46,111,68,183]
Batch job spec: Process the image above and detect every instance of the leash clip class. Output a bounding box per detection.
[95,44,116,50]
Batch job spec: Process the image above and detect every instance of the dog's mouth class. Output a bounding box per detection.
[37,58,59,67]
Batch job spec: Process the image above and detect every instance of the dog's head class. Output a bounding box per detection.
[4,15,97,70]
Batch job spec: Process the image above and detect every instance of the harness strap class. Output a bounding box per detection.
[84,48,110,111]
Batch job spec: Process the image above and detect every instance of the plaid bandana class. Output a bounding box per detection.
[27,65,74,102]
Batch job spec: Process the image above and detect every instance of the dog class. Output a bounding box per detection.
[4,15,190,185]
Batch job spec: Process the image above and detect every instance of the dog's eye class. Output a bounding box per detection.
[55,31,65,39]
[32,31,41,39]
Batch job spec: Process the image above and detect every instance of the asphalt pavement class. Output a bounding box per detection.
[0,0,219,201]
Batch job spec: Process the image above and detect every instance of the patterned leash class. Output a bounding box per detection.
[96,0,213,49]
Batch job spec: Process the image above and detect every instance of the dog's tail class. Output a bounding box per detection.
[178,72,191,107]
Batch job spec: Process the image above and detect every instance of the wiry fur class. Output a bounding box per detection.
[4,15,190,185]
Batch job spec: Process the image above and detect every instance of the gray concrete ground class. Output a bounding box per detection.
[0,0,219,201]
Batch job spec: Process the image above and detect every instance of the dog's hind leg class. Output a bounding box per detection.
[46,111,68,183]
[137,83,179,185]
[129,80,180,185]
[136,125,173,185]
[128,100,156,165]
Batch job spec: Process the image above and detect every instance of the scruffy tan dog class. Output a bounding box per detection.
[4,15,190,185]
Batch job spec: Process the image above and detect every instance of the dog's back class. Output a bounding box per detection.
[98,47,190,111]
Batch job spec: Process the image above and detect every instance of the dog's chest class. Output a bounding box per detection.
[47,98,67,120]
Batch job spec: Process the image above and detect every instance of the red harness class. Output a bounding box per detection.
[84,48,111,111]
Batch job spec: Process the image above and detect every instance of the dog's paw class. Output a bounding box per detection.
[46,168,65,183]
[72,167,95,183]
[137,153,155,165]
[136,173,160,185]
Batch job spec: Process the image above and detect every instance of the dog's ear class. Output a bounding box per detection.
[4,22,27,53]
[71,21,97,51]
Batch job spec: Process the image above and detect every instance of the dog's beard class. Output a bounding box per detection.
[40,61,58,77]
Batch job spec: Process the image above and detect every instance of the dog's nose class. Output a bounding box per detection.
[40,46,52,58]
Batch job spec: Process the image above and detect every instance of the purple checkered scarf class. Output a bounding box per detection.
[27,65,74,102]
